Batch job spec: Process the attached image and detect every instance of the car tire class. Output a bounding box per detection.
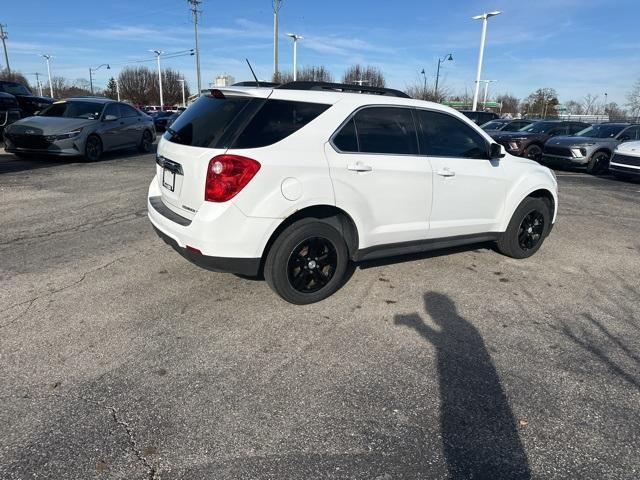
[586,150,610,175]
[264,219,349,304]
[84,135,103,162]
[524,144,543,162]
[497,197,551,259]
[138,130,154,153]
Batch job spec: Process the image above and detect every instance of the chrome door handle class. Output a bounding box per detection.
[436,169,455,177]
[347,163,373,172]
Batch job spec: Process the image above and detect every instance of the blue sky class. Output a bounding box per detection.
[2,0,639,105]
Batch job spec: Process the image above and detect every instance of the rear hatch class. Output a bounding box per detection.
[156,88,271,218]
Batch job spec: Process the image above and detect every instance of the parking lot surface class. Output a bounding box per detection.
[1,148,639,479]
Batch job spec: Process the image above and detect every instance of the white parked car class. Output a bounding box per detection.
[148,82,558,304]
[610,140,640,180]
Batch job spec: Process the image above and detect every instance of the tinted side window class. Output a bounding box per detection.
[103,103,120,119]
[620,126,640,140]
[352,107,418,155]
[568,123,586,134]
[416,110,488,159]
[119,104,139,118]
[233,100,330,149]
[333,118,358,152]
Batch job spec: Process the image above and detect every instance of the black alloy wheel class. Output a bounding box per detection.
[287,237,338,294]
[264,219,349,304]
[84,135,103,162]
[497,196,551,259]
[518,210,545,251]
[586,151,610,175]
[525,144,543,162]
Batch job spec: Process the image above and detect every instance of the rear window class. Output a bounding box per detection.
[232,99,330,149]
[164,95,253,148]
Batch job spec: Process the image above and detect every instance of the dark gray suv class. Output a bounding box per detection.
[3,97,155,161]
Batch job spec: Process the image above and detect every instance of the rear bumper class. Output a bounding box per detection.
[152,224,261,276]
[147,178,280,276]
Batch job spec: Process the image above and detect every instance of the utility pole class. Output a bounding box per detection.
[480,79,498,107]
[42,54,53,98]
[187,0,202,97]
[30,72,43,96]
[272,0,283,78]
[0,24,10,74]
[151,50,164,110]
[115,78,121,101]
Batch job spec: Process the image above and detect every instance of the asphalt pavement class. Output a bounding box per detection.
[1,146,639,479]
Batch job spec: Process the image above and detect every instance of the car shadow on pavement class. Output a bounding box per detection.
[394,292,532,479]
[0,144,157,175]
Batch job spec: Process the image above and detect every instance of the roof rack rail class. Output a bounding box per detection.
[277,81,410,98]
[232,81,281,87]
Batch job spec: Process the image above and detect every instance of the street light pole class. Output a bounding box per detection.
[434,53,453,97]
[115,78,121,101]
[481,79,498,107]
[42,54,53,98]
[151,50,164,110]
[471,11,501,111]
[89,63,110,95]
[0,24,10,74]
[287,33,303,81]
[273,0,283,78]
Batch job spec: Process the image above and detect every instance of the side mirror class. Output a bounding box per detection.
[490,143,506,159]
[104,114,118,122]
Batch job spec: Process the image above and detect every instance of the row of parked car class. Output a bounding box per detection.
[478,117,640,179]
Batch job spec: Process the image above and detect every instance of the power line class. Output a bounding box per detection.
[0,24,10,73]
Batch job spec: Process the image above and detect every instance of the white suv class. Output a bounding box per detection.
[148,82,558,304]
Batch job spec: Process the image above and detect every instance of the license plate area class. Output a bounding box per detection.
[162,168,176,192]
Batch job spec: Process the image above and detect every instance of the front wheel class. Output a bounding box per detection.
[497,197,551,259]
[586,151,610,175]
[264,219,349,304]
[524,144,543,162]
[84,135,103,162]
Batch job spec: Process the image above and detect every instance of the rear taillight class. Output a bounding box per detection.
[204,154,261,202]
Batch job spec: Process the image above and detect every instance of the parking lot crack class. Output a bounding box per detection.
[0,254,138,330]
[109,406,159,480]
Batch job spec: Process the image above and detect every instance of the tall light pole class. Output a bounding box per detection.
[420,69,427,92]
[187,0,202,97]
[115,77,121,101]
[150,50,164,110]
[434,53,453,97]
[89,63,110,95]
[286,33,303,81]
[0,24,10,74]
[178,78,186,107]
[42,54,53,98]
[480,79,498,107]
[273,0,283,78]
[471,11,501,111]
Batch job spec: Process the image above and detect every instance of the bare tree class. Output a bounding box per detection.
[604,102,628,122]
[564,100,584,115]
[627,79,640,120]
[0,69,30,88]
[495,94,519,116]
[521,88,559,118]
[405,78,450,103]
[42,77,92,98]
[582,93,599,115]
[342,64,386,88]
[273,66,333,84]
[118,67,155,105]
